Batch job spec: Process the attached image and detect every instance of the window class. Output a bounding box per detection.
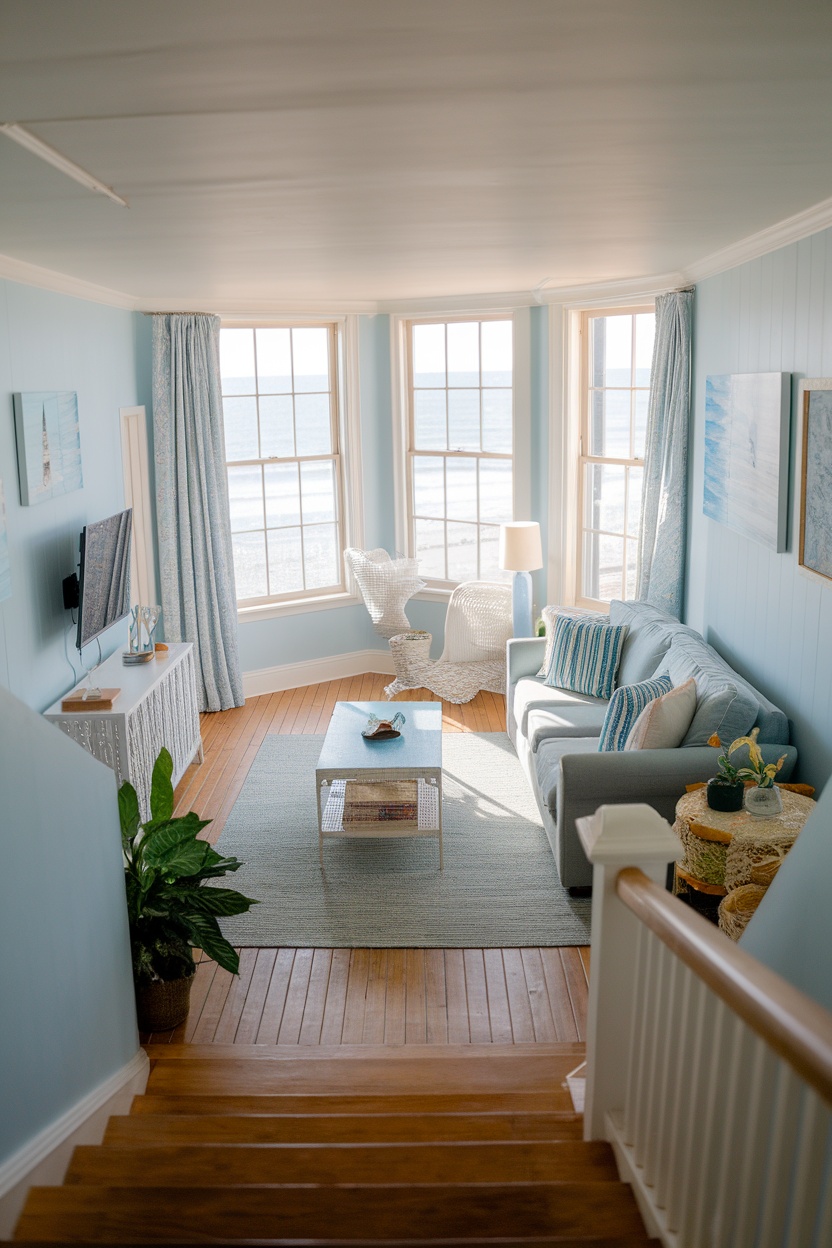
[219,324,346,607]
[405,317,514,585]
[578,308,655,605]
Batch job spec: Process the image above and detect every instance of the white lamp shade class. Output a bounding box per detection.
[499,521,543,572]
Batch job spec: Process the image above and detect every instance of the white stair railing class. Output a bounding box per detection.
[580,803,832,1248]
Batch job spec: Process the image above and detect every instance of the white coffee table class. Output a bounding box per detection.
[315,700,443,869]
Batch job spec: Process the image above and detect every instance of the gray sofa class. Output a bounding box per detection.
[507,599,796,891]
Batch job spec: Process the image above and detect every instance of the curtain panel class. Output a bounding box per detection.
[152,314,244,712]
[636,290,694,619]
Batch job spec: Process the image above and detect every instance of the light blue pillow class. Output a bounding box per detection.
[598,674,673,751]
[544,615,628,700]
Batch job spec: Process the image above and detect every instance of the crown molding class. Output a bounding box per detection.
[0,252,137,309]
[139,295,378,316]
[682,192,832,283]
[534,271,685,308]
[4,191,832,315]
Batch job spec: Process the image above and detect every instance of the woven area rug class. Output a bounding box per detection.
[214,732,591,947]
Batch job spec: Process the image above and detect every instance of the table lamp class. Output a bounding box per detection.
[499,521,543,638]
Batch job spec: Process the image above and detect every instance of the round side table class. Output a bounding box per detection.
[672,786,815,935]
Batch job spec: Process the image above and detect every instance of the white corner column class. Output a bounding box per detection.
[579,803,682,1141]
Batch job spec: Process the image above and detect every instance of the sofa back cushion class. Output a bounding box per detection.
[598,673,673,751]
[543,616,628,699]
[608,599,697,686]
[663,634,785,745]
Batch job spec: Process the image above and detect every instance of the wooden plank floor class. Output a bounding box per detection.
[151,675,590,1048]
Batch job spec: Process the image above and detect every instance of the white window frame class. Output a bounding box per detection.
[549,299,654,613]
[221,314,364,622]
[390,307,531,598]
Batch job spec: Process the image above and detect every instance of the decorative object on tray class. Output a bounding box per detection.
[120,745,258,1031]
[343,780,418,828]
[362,711,406,740]
[61,687,121,712]
[797,377,832,584]
[384,580,513,703]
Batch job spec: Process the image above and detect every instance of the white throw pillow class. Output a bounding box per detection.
[624,677,697,750]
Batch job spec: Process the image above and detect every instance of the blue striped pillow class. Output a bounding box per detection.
[598,674,673,752]
[543,616,629,699]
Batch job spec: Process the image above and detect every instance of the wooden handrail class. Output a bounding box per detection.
[617,866,832,1106]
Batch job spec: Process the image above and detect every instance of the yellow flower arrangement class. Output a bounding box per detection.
[715,727,787,789]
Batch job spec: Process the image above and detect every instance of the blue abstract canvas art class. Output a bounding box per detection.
[799,382,832,582]
[0,479,10,602]
[13,390,83,506]
[703,372,791,552]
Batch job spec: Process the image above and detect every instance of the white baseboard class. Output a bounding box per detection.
[0,1048,150,1240]
[242,647,396,698]
[605,1110,677,1248]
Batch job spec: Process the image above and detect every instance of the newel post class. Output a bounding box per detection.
[579,803,682,1141]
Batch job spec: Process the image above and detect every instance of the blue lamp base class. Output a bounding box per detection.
[511,570,534,638]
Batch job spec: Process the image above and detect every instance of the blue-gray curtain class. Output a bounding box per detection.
[152,314,244,712]
[636,290,693,619]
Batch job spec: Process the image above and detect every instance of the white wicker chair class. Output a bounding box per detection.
[384,581,513,703]
[344,547,425,639]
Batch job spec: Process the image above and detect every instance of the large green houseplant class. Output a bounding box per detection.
[119,747,257,1030]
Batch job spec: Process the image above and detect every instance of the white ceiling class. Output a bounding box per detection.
[2,0,832,309]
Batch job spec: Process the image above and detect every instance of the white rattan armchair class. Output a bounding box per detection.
[344,547,425,639]
[385,580,513,703]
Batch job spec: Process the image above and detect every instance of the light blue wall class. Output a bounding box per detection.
[0,685,138,1166]
[0,281,148,711]
[740,778,832,1012]
[687,230,832,789]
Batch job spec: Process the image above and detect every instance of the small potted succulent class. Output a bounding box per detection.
[707,728,788,815]
[120,747,258,1031]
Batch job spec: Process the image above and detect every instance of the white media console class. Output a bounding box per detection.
[44,641,203,818]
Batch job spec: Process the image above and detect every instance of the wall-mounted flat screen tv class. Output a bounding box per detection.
[76,508,133,650]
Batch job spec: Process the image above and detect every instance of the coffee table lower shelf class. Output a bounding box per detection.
[319,779,442,869]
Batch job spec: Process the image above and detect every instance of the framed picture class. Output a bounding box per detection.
[703,372,791,552]
[13,391,83,506]
[798,378,832,585]
[0,479,10,603]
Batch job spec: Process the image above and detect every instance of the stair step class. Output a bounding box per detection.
[14,1182,649,1243]
[144,1044,580,1098]
[104,1110,583,1145]
[131,1089,569,1116]
[66,1140,618,1186]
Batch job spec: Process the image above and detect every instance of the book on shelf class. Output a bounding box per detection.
[343,780,418,828]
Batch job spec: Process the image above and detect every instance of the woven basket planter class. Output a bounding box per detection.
[718,884,767,942]
[135,970,195,1032]
[678,819,733,887]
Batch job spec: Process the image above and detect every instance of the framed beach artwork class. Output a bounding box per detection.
[13,390,83,506]
[0,479,10,602]
[703,372,791,552]
[798,378,832,585]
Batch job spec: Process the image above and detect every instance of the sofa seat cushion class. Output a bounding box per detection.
[526,704,611,752]
[513,677,609,740]
[534,737,601,817]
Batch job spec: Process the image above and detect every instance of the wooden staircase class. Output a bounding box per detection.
[14,1043,656,1245]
